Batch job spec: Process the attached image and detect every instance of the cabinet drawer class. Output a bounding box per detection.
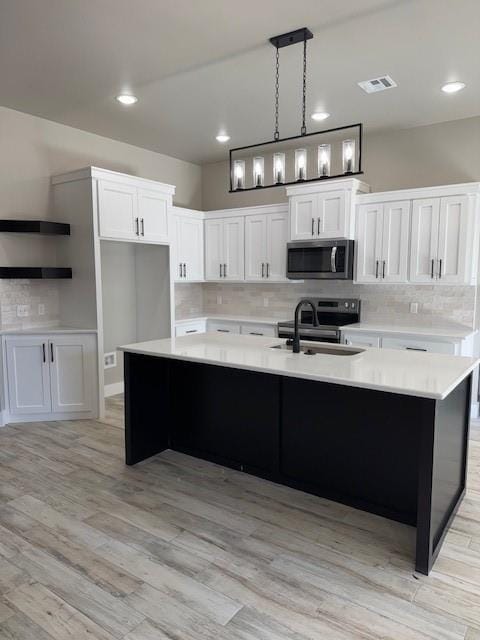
[382,336,455,354]
[207,321,241,334]
[343,333,380,348]
[175,321,206,337]
[240,323,276,337]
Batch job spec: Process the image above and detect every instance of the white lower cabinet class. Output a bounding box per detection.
[381,336,455,354]
[240,323,277,337]
[3,333,97,423]
[175,318,277,338]
[175,320,207,336]
[343,333,380,348]
[207,321,241,334]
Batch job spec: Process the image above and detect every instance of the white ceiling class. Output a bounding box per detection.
[0,0,479,164]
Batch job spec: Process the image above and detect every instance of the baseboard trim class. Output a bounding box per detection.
[105,381,124,398]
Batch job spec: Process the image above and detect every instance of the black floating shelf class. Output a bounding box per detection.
[0,267,72,279]
[0,220,70,235]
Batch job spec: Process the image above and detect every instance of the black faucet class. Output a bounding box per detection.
[292,299,319,353]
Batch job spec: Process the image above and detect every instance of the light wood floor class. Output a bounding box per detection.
[0,397,479,639]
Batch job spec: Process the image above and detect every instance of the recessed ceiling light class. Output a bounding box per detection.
[311,112,330,122]
[216,134,230,143]
[441,81,466,94]
[116,94,138,105]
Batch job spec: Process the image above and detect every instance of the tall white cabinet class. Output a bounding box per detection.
[245,211,288,281]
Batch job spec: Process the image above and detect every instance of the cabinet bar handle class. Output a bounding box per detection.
[224,263,227,278]
[135,217,139,236]
[249,332,263,336]
[219,264,222,278]
[375,260,379,278]
[438,258,442,279]
[185,329,197,334]
[217,329,229,332]
[141,218,145,236]
[317,217,321,235]
[405,347,427,351]
[42,343,46,363]
[179,263,182,278]
[431,258,435,279]
[262,263,265,278]
[382,260,386,278]
[50,343,54,363]
[311,218,314,236]
[266,262,270,278]
[183,263,186,278]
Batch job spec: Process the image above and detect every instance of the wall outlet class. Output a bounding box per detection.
[216,295,222,305]
[263,297,269,307]
[38,303,45,316]
[104,352,117,369]
[16,304,30,317]
[410,302,419,314]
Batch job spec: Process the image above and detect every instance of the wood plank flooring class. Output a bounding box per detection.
[0,395,479,639]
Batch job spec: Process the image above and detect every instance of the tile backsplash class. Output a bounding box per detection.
[0,281,60,330]
[176,282,477,329]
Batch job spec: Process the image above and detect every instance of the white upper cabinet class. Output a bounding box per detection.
[137,188,170,243]
[410,195,472,284]
[356,200,410,283]
[245,211,288,281]
[96,172,174,244]
[287,179,370,241]
[205,216,244,281]
[98,180,137,240]
[173,209,204,282]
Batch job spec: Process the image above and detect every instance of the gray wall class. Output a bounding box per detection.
[201,116,480,210]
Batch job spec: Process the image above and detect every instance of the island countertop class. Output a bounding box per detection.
[119,333,479,400]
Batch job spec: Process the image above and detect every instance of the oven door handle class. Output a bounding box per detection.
[330,246,337,273]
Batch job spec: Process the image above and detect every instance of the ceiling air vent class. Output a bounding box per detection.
[358,75,397,93]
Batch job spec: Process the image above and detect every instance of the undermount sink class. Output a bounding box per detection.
[270,343,364,356]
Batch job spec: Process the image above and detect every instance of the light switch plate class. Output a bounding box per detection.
[16,304,30,317]
[104,352,117,369]
[38,303,45,315]
[410,302,419,314]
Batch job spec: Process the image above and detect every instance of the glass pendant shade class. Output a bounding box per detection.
[233,159,245,190]
[295,148,307,181]
[273,153,285,184]
[317,144,331,177]
[342,139,355,174]
[253,157,264,187]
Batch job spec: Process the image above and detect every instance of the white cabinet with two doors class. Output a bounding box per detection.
[355,185,479,285]
[2,332,97,425]
[205,216,245,281]
[97,177,174,244]
[172,208,204,282]
[244,211,288,281]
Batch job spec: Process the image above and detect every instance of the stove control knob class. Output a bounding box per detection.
[351,302,355,308]
[344,302,349,308]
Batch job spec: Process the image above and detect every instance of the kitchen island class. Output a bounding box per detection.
[119,333,479,575]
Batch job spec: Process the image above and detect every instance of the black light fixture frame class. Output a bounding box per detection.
[229,122,363,193]
[228,27,363,192]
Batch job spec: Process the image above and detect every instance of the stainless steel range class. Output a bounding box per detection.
[277,298,360,344]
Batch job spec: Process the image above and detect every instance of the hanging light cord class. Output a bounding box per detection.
[301,33,307,136]
[274,45,280,141]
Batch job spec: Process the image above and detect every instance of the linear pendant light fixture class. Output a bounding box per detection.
[229,28,363,192]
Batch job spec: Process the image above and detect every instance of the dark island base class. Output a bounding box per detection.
[124,353,471,575]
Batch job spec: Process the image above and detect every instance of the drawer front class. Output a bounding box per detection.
[207,321,241,334]
[240,323,277,337]
[175,321,206,337]
[382,336,455,354]
[343,333,380,348]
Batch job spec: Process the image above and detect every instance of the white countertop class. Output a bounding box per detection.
[175,315,282,326]
[341,322,476,340]
[0,326,97,335]
[119,333,479,400]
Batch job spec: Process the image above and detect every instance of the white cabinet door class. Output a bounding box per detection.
[205,219,224,280]
[207,321,241,334]
[437,196,470,284]
[97,180,137,240]
[175,320,207,336]
[245,215,267,281]
[137,188,170,243]
[382,336,455,354]
[381,201,410,283]
[176,216,204,281]
[289,194,317,240]
[318,191,346,238]
[223,217,244,280]
[240,323,277,337]
[266,212,288,281]
[343,333,380,348]
[49,335,95,413]
[5,336,51,415]
[355,204,383,283]
[409,198,440,283]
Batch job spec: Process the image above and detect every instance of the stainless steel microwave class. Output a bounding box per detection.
[286,239,354,280]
